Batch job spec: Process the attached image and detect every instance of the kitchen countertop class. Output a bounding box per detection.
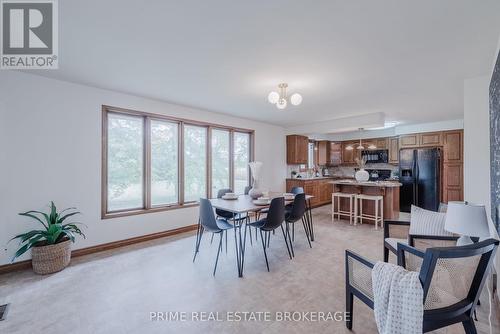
[286,176,345,181]
[329,179,402,187]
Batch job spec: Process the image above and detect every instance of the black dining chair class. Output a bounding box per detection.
[213,188,251,249]
[244,185,251,195]
[193,198,234,276]
[247,197,292,271]
[285,193,311,257]
[285,186,305,241]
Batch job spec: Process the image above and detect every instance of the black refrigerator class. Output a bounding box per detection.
[399,148,441,212]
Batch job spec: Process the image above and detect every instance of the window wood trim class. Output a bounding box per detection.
[101,105,255,219]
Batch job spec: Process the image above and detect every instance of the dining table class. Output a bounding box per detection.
[193,192,314,277]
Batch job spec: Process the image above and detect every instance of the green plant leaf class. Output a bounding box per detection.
[57,211,80,225]
[49,201,57,225]
[19,230,45,243]
[59,230,75,243]
[11,234,44,261]
[18,212,49,230]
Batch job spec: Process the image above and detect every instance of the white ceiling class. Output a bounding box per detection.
[33,0,500,129]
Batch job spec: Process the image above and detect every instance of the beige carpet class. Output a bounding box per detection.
[0,205,498,333]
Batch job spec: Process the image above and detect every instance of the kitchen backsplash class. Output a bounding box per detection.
[287,163,398,179]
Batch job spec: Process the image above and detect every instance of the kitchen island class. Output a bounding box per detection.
[330,179,402,220]
[286,177,336,207]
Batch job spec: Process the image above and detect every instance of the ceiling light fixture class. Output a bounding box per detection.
[345,128,377,151]
[268,83,302,109]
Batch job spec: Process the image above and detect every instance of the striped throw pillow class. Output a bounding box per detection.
[409,205,452,236]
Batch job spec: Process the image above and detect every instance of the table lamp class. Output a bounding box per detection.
[444,201,490,246]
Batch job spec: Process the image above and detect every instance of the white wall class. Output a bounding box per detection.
[0,72,286,266]
[463,47,500,297]
[464,75,491,213]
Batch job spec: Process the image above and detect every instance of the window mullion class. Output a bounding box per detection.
[179,122,184,205]
[207,127,212,198]
[229,130,235,191]
[144,117,151,209]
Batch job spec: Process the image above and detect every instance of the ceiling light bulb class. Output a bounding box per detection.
[268,91,279,104]
[368,144,377,150]
[290,93,303,106]
[357,145,364,150]
[276,98,287,110]
[346,145,354,151]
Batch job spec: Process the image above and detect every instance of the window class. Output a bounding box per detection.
[150,120,178,206]
[233,132,250,194]
[102,106,253,218]
[211,129,230,198]
[184,125,207,202]
[308,142,315,169]
[107,113,144,211]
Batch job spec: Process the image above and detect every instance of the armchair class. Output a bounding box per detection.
[383,205,458,262]
[346,238,499,333]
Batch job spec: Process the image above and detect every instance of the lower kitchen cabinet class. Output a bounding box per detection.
[286,178,334,207]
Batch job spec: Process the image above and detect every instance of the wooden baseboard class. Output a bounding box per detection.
[0,224,197,275]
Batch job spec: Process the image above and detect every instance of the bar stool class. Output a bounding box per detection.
[354,194,383,229]
[331,192,357,224]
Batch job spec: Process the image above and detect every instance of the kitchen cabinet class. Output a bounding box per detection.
[419,132,442,146]
[443,163,463,202]
[362,139,376,150]
[375,138,388,149]
[317,141,329,165]
[442,130,463,203]
[388,137,399,164]
[317,141,342,166]
[341,142,358,164]
[286,178,334,207]
[329,142,342,165]
[443,130,462,162]
[286,135,309,164]
[399,134,419,148]
[320,182,333,203]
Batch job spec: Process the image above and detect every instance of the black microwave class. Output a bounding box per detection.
[361,149,388,163]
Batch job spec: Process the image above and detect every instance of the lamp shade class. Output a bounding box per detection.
[444,201,490,238]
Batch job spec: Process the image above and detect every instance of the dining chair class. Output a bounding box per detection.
[213,188,251,249]
[383,205,458,262]
[346,238,499,333]
[246,197,292,271]
[193,198,234,276]
[285,186,305,242]
[244,185,251,195]
[257,186,304,220]
[284,193,311,257]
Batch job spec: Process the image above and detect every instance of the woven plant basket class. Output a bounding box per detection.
[31,239,72,274]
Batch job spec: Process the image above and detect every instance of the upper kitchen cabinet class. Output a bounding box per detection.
[375,138,388,149]
[388,137,399,164]
[317,141,342,166]
[399,134,419,148]
[317,141,329,165]
[286,135,309,164]
[443,130,463,162]
[341,142,358,164]
[419,132,442,146]
[329,142,342,165]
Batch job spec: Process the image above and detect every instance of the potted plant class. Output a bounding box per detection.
[10,202,86,274]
